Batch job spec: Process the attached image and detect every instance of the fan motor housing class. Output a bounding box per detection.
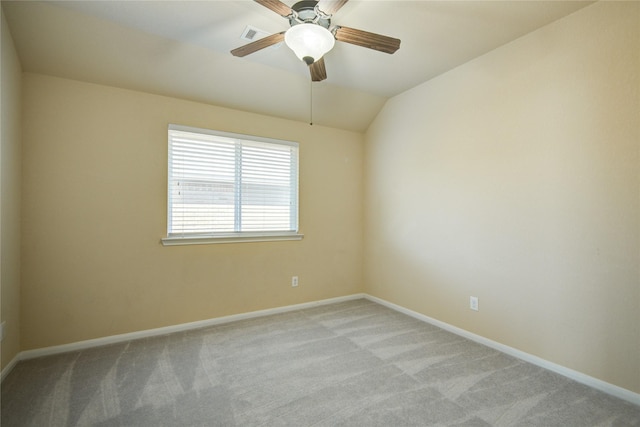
[289,1,331,29]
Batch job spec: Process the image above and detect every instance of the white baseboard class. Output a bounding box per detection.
[3,292,639,408]
[3,293,365,380]
[1,354,20,382]
[364,294,640,407]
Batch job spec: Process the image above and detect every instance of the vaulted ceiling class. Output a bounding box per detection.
[2,0,593,131]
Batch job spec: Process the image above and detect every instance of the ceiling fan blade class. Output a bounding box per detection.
[334,26,400,54]
[254,0,293,17]
[309,57,327,82]
[317,0,349,16]
[231,32,285,57]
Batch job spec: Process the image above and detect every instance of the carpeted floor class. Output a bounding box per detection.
[2,299,639,426]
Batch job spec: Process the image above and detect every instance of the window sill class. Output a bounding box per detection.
[161,232,304,246]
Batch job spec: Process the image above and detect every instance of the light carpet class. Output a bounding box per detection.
[2,299,639,426]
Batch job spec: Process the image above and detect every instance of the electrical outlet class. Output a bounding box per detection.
[1,321,6,342]
[470,296,479,311]
[291,276,299,287]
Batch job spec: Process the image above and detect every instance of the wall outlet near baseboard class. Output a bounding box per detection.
[291,276,299,287]
[1,321,6,341]
[470,296,479,311]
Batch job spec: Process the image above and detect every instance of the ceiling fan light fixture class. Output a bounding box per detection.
[284,23,335,65]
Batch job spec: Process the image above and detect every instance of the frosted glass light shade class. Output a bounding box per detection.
[284,23,335,65]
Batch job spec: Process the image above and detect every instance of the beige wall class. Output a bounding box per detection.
[364,1,639,394]
[1,10,22,371]
[21,73,364,350]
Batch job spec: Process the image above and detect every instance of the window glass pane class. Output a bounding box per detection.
[168,126,298,237]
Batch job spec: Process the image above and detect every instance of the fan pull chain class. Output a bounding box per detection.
[309,79,313,126]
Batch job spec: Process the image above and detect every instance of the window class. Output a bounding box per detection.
[162,125,302,245]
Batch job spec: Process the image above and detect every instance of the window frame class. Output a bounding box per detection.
[161,124,303,246]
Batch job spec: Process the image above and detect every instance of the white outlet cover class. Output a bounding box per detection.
[470,296,479,311]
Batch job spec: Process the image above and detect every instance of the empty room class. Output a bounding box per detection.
[1,0,639,425]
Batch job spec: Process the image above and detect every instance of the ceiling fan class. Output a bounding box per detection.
[231,0,401,82]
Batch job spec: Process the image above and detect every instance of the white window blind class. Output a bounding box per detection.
[166,125,299,243]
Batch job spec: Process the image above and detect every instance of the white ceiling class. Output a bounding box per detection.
[2,0,593,132]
